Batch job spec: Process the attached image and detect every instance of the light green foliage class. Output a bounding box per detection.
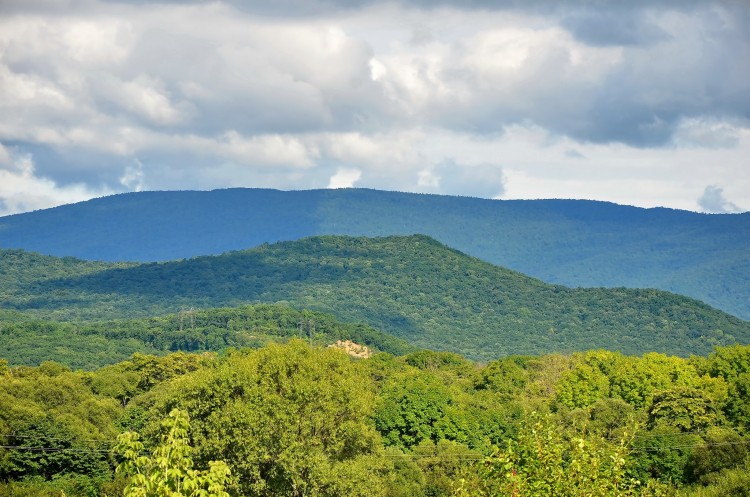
[474,355,531,399]
[0,474,109,497]
[0,362,120,483]
[115,408,231,497]
[610,353,702,409]
[648,387,724,433]
[554,361,611,409]
[153,340,387,497]
[705,344,750,380]
[453,412,644,497]
[705,345,750,430]
[0,340,748,496]
[587,397,639,440]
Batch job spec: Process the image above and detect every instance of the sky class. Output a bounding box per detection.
[1,0,748,216]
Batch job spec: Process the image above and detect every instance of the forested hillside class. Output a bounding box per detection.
[1,342,749,497]
[1,188,747,319]
[2,236,748,361]
[0,304,415,370]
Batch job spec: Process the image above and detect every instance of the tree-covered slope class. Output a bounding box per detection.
[2,236,748,361]
[0,188,747,319]
[0,304,415,370]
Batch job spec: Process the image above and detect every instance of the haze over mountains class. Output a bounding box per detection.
[1,188,748,320]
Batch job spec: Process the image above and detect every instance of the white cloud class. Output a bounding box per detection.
[0,146,112,216]
[673,118,741,148]
[120,158,145,191]
[218,131,317,168]
[328,167,362,188]
[697,185,742,214]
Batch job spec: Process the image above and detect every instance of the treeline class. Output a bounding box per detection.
[1,342,749,496]
[2,236,749,362]
[0,304,415,370]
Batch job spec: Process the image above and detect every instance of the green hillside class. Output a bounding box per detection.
[2,236,747,361]
[0,304,415,370]
[1,188,747,320]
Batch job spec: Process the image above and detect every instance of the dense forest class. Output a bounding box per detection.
[2,224,748,496]
[1,236,748,361]
[0,304,415,370]
[1,341,749,497]
[1,188,747,320]
[0,235,750,360]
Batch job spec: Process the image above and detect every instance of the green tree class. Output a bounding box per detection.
[115,408,231,497]
[153,340,387,497]
[705,344,750,381]
[374,372,453,449]
[610,354,700,409]
[688,427,750,484]
[725,372,750,430]
[554,362,610,409]
[648,387,724,433]
[453,412,650,497]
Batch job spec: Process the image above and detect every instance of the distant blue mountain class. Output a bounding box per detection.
[1,188,748,319]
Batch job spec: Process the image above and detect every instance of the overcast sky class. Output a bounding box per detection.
[1,0,748,216]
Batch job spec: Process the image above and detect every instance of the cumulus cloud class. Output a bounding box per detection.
[0,145,112,216]
[0,0,748,214]
[120,159,145,191]
[328,167,362,188]
[698,185,743,214]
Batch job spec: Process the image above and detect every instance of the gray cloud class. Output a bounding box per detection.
[561,9,670,47]
[698,185,743,214]
[565,149,586,159]
[417,159,505,199]
[0,0,748,214]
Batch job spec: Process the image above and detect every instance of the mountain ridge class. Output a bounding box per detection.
[1,188,748,319]
[2,234,748,361]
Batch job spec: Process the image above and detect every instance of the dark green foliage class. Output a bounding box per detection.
[0,304,414,369]
[687,428,749,484]
[631,425,702,485]
[1,188,747,320]
[2,236,748,362]
[375,373,455,449]
[725,373,750,430]
[684,458,750,497]
[0,417,110,481]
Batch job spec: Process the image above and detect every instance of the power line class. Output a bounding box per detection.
[631,440,750,452]
[0,445,112,454]
[0,433,115,445]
